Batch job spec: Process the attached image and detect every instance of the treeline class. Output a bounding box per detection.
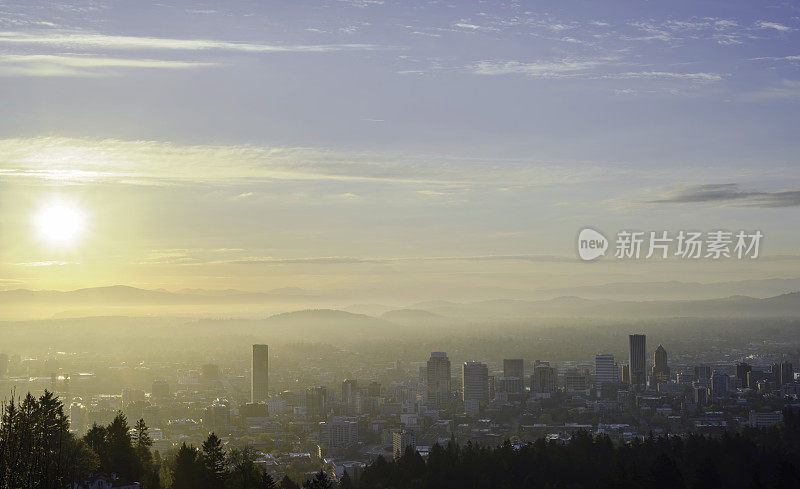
[0,390,328,489]
[4,391,800,489]
[359,408,800,489]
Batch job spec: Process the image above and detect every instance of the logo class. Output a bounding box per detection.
[577,228,608,261]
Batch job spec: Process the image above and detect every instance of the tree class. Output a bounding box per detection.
[201,432,227,489]
[171,443,203,489]
[0,390,98,489]
[260,471,277,489]
[279,474,300,489]
[305,469,333,489]
[83,423,109,468]
[338,471,353,489]
[134,419,160,489]
[228,446,261,489]
[106,412,140,480]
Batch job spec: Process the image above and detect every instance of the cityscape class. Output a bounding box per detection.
[2,0,800,487]
[1,325,798,487]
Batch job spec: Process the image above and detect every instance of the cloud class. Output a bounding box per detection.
[16,261,76,267]
[0,30,379,53]
[0,54,213,77]
[744,79,800,101]
[470,59,605,77]
[0,136,609,188]
[650,184,800,207]
[604,71,724,83]
[232,254,573,265]
[757,21,792,32]
[470,60,723,84]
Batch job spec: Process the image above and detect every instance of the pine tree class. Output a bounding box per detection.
[338,471,353,489]
[260,470,277,489]
[201,432,227,489]
[279,474,300,489]
[172,443,202,489]
[106,412,139,480]
[305,469,333,489]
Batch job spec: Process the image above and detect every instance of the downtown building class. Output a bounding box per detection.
[462,361,489,415]
[629,334,646,391]
[426,352,452,410]
[251,344,269,403]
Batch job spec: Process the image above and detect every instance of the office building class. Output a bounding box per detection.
[595,354,619,389]
[426,352,451,410]
[251,344,269,403]
[773,362,794,386]
[694,364,712,381]
[503,359,524,380]
[711,370,730,399]
[462,362,489,413]
[651,345,670,385]
[342,379,358,404]
[393,429,416,460]
[736,362,752,385]
[749,410,783,428]
[319,419,358,448]
[531,363,556,398]
[629,334,646,390]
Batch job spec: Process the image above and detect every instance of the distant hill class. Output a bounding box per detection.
[0,285,321,305]
[533,278,800,300]
[2,285,800,321]
[381,308,442,321]
[408,292,800,319]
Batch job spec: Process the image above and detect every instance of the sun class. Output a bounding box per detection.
[35,201,87,248]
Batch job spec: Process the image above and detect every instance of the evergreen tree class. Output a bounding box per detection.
[201,432,227,489]
[279,474,300,489]
[106,412,140,480]
[228,446,261,489]
[338,471,353,489]
[260,470,277,489]
[0,390,98,488]
[172,443,202,489]
[304,469,333,489]
[134,418,160,489]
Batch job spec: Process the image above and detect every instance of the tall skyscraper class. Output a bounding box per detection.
[711,370,730,399]
[694,364,712,381]
[462,361,489,414]
[651,345,670,385]
[305,386,328,421]
[531,363,556,398]
[342,379,358,405]
[426,352,451,410]
[250,344,269,403]
[503,359,524,380]
[736,362,752,384]
[629,334,646,390]
[595,354,619,389]
[773,362,794,386]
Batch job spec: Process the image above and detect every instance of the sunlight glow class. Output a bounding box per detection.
[34,201,87,247]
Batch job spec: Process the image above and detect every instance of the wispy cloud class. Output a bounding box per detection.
[650,184,800,207]
[0,54,213,77]
[744,79,800,101]
[0,31,380,53]
[470,60,723,84]
[0,137,611,188]
[232,254,573,266]
[757,21,792,32]
[471,59,603,77]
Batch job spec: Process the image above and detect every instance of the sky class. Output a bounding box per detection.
[0,0,799,301]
